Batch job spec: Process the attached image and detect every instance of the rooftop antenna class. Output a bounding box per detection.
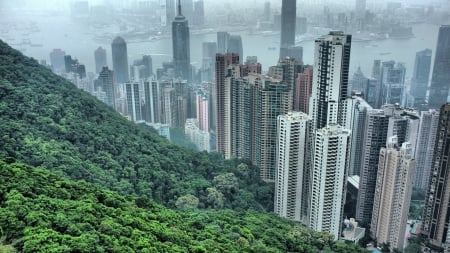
[177,0,182,16]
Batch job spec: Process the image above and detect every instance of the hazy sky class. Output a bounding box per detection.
[0,0,449,12]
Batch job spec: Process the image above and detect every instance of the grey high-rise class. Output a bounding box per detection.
[111,36,129,84]
[428,26,450,109]
[411,49,432,106]
[280,0,296,59]
[172,0,191,81]
[94,46,107,74]
[227,35,243,64]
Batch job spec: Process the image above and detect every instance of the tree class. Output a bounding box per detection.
[206,187,224,209]
[175,194,199,209]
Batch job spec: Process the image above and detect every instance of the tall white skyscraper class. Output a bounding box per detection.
[371,137,415,251]
[414,110,439,189]
[309,31,351,132]
[125,81,142,122]
[274,112,311,223]
[309,125,351,240]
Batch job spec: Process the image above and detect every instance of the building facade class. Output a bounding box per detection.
[428,26,450,109]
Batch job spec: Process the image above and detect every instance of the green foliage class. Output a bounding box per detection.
[0,40,272,211]
[0,161,367,252]
[175,194,199,209]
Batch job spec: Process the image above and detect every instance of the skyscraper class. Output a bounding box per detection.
[166,0,176,25]
[428,26,450,109]
[94,47,107,74]
[180,0,193,23]
[309,125,351,240]
[355,0,366,18]
[379,61,406,106]
[371,138,414,251]
[49,48,66,72]
[111,36,129,84]
[143,80,160,123]
[97,66,115,109]
[411,49,432,106]
[217,32,230,54]
[193,0,204,26]
[274,112,311,223]
[172,0,191,81]
[350,67,368,95]
[309,31,351,132]
[215,53,239,153]
[125,81,142,122]
[422,104,450,249]
[357,105,419,225]
[196,90,209,131]
[280,0,296,59]
[227,35,243,64]
[342,96,372,176]
[264,2,271,21]
[414,110,439,190]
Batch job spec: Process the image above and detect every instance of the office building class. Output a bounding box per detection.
[411,49,432,106]
[111,36,129,84]
[414,110,439,190]
[227,35,244,64]
[309,125,351,240]
[193,0,204,26]
[180,0,193,23]
[274,112,311,223]
[351,67,368,95]
[172,0,191,81]
[280,0,297,58]
[371,137,414,251]
[125,81,142,122]
[264,2,271,21]
[64,55,86,79]
[422,104,450,249]
[217,32,230,54]
[49,48,66,72]
[166,0,176,25]
[309,31,351,132]
[428,26,450,109]
[96,66,115,109]
[379,61,406,106]
[94,47,107,74]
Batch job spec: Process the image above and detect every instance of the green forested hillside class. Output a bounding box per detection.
[0,39,271,211]
[0,160,366,253]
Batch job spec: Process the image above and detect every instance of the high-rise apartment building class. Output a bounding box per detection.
[422,104,450,249]
[215,53,239,153]
[295,67,313,113]
[309,31,351,132]
[274,112,311,223]
[371,137,415,251]
[143,80,160,123]
[196,90,209,131]
[172,0,191,81]
[411,49,432,106]
[280,0,297,59]
[111,36,129,84]
[125,81,142,122]
[309,125,351,240]
[94,46,107,74]
[428,26,450,109]
[357,105,419,225]
[414,110,439,190]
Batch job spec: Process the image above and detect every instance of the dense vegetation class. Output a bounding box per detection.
[0,160,367,253]
[0,39,272,211]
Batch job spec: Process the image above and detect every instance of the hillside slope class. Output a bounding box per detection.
[0,160,367,253]
[0,40,271,211]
